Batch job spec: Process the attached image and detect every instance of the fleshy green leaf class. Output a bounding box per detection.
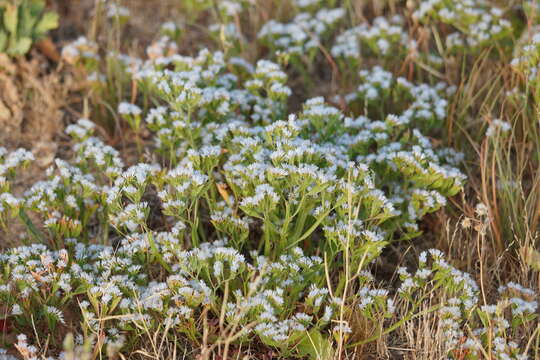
[9,36,31,54]
[3,4,19,35]
[19,3,39,37]
[28,0,46,17]
[34,11,58,36]
[0,31,7,51]
[296,329,334,360]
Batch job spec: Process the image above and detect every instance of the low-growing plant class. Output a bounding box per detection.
[0,45,536,358]
[0,0,539,359]
[412,0,512,52]
[0,0,58,56]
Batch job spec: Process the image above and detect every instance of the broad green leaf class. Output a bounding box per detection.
[34,11,58,36]
[19,3,38,37]
[296,329,334,360]
[8,36,32,54]
[3,4,18,35]
[0,31,7,51]
[28,0,46,17]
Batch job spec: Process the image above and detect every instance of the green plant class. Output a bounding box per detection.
[0,0,58,56]
[1,0,539,359]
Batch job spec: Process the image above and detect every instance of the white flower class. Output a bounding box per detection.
[11,304,23,315]
[486,119,511,137]
[118,102,142,116]
[475,203,489,217]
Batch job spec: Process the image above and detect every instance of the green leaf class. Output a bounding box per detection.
[522,245,540,272]
[0,31,7,51]
[18,207,46,241]
[28,0,46,17]
[3,4,19,35]
[8,36,32,54]
[19,2,38,37]
[34,11,58,36]
[296,329,334,360]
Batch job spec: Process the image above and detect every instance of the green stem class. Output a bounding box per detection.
[263,216,273,257]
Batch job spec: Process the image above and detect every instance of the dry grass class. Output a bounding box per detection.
[0,51,75,249]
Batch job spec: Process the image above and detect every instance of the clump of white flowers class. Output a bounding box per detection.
[511,30,540,89]
[486,119,512,137]
[397,250,537,360]
[61,36,99,67]
[0,148,33,217]
[258,6,345,57]
[105,1,130,20]
[412,0,511,51]
[332,15,409,60]
[0,49,473,357]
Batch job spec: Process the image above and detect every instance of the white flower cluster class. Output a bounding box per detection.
[146,36,179,60]
[61,36,99,65]
[511,31,540,83]
[105,2,130,19]
[0,148,34,213]
[117,102,142,116]
[218,0,246,16]
[351,66,450,126]
[209,22,243,42]
[397,250,537,359]
[0,147,34,178]
[332,15,409,59]
[65,118,95,140]
[294,0,321,9]
[0,236,342,353]
[486,119,511,137]
[258,7,345,56]
[413,0,511,50]
[7,6,538,357]
[2,48,466,262]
